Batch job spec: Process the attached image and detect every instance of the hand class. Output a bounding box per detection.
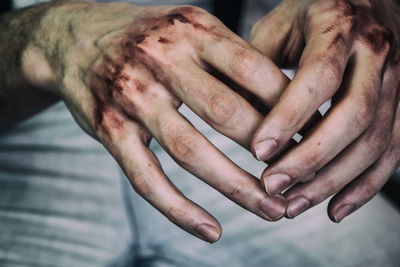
[24,1,290,242]
[250,0,400,221]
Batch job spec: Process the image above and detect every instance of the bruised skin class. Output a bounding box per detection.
[250,0,400,221]
[325,0,394,55]
[89,11,193,138]
[31,1,293,242]
[89,9,246,140]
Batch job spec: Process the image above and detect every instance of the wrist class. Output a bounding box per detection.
[21,1,94,96]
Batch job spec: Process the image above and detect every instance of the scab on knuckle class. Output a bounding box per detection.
[207,92,239,127]
[96,108,125,139]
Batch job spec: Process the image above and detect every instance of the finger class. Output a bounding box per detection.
[261,46,386,195]
[328,89,400,223]
[139,104,286,221]
[282,73,398,219]
[251,13,355,162]
[250,0,304,67]
[105,54,286,221]
[95,107,222,243]
[327,141,399,223]
[199,32,290,108]
[166,61,264,148]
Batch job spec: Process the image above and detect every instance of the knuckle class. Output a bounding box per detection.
[363,123,392,157]
[318,55,343,88]
[165,203,187,223]
[301,148,323,170]
[131,171,153,197]
[361,180,379,198]
[354,103,374,130]
[301,54,343,95]
[278,105,303,131]
[230,47,261,81]
[168,130,200,165]
[353,94,376,130]
[95,106,125,140]
[207,92,240,127]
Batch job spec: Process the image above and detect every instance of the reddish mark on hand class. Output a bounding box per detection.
[150,25,159,31]
[193,23,207,31]
[133,79,147,93]
[342,0,357,17]
[112,74,130,93]
[329,32,344,48]
[134,34,148,44]
[166,13,190,25]
[360,27,391,54]
[158,36,170,43]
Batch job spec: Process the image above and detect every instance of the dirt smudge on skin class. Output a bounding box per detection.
[133,79,147,93]
[329,32,344,48]
[158,36,170,43]
[134,34,148,44]
[166,13,190,25]
[360,27,391,54]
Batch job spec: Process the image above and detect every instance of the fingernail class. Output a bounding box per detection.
[195,224,220,243]
[259,197,286,220]
[254,138,278,161]
[333,204,355,223]
[264,173,291,195]
[287,197,310,218]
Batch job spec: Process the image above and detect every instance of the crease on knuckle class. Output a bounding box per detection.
[360,180,379,199]
[318,55,343,91]
[207,92,240,127]
[230,46,261,81]
[278,105,303,131]
[168,130,199,165]
[165,203,187,224]
[363,120,392,158]
[353,91,378,130]
[130,171,153,197]
[354,102,374,130]
[301,148,323,171]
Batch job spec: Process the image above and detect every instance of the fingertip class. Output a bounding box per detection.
[331,204,356,223]
[263,173,291,195]
[253,138,279,161]
[194,223,222,243]
[259,196,286,221]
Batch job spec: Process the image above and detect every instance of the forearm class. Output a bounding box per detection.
[0,0,89,132]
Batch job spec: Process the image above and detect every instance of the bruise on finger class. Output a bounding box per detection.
[359,26,392,55]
